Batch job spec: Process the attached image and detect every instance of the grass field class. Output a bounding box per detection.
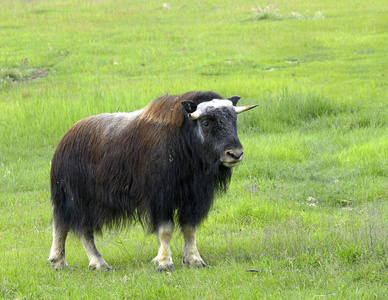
[1,0,387,298]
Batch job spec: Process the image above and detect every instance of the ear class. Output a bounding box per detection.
[181,100,198,113]
[228,95,241,106]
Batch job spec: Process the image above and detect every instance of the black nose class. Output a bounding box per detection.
[226,149,244,160]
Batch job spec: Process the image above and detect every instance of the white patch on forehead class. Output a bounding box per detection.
[196,99,234,111]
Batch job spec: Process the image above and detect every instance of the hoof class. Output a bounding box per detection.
[88,263,112,271]
[157,264,176,272]
[182,256,207,268]
[151,256,175,272]
[88,257,112,271]
[48,257,69,270]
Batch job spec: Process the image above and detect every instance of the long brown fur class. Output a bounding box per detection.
[50,91,235,235]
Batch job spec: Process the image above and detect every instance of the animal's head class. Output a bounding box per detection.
[182,96,257,168]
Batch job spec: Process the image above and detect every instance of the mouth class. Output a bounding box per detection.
[221,157,243,168]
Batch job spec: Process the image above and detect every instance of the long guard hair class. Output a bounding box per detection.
[50,91,232,235]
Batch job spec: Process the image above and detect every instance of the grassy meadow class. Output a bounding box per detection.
[1,0,387,298]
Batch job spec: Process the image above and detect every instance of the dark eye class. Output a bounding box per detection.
[203,121,209,127]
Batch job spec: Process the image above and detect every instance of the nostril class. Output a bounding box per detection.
[226,151,235,159]
[226,149,244,160]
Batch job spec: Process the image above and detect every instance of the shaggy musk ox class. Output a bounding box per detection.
[48,91,256,271]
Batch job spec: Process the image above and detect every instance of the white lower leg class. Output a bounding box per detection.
[182,225,206,267]
[81,232,111,270]
[151,221,175,271]
[48,222,69,269]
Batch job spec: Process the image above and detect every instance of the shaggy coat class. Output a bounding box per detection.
[51,91,235,234]
[49,91,256,271]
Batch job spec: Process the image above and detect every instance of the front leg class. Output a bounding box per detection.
[182,225,206,268]
[151,221,175,271]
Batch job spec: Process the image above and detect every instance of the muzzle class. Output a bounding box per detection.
[220,148,244,168]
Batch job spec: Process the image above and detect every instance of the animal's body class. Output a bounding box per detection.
[48,91,256,271]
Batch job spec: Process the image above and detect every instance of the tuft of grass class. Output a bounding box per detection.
[251,4,325,21]
[0,62,49,91]
[239,90,349,133]
[251,4,283,21]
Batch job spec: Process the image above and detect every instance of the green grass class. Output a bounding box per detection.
[1,0,388,298]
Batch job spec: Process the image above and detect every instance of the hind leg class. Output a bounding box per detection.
[80,230,111,270]
[48,218,69,269]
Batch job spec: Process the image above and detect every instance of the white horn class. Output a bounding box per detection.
[234,105,258,114]
[188,110,202,120]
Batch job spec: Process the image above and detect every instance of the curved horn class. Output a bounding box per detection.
[188,110,202,120]
[234,105,258,114]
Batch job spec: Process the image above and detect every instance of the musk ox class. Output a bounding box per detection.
[48,91,256,271]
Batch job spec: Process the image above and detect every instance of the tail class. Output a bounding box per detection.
[50,178,83,233]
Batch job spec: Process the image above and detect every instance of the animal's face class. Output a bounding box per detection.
[182,98,257,168]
